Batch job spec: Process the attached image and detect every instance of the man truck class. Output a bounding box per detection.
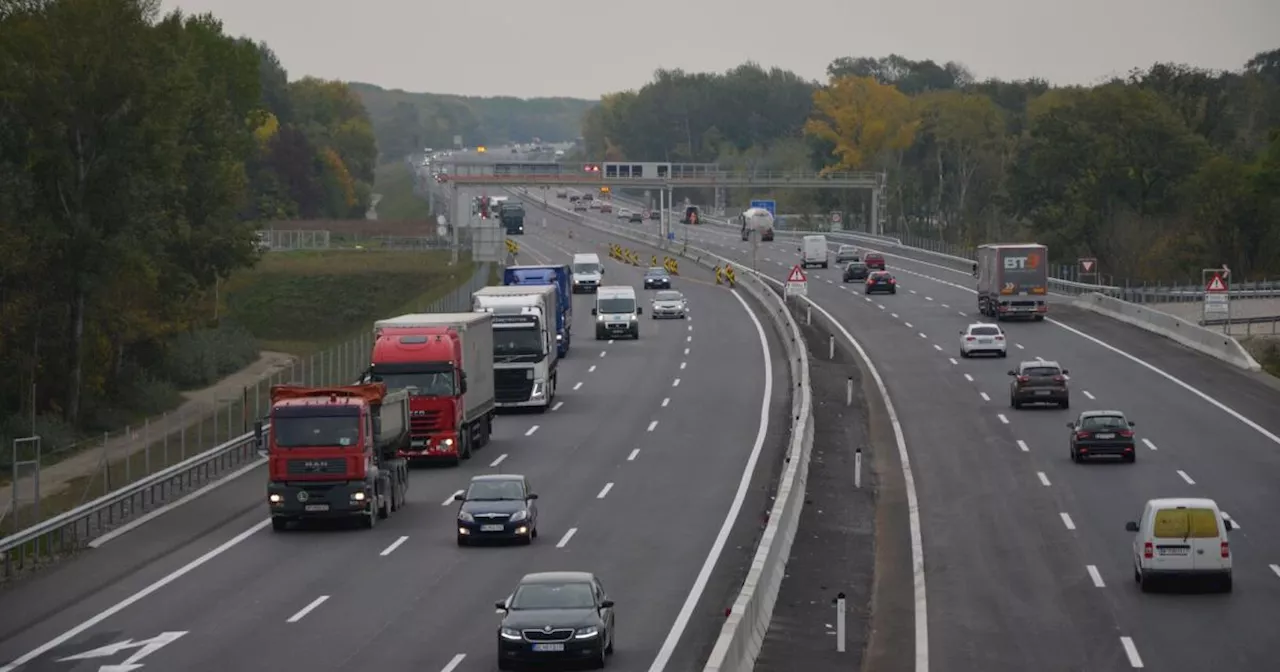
[503,264,573,357]
[500,201,525,235]
[473,285,559,411]
[368,312,497,465]
[263,383,410,531]
[976,243,1049,321]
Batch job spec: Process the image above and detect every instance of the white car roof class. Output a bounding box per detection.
[966,323,1001,330]
[1145,497,1220,510]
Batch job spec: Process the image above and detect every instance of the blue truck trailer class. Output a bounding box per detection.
[503,264,572,356]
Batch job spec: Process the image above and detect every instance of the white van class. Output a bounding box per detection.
[593,286,640,339]
[1126,497,1233,592]
[572,253,603,293]
[800,235,829,268]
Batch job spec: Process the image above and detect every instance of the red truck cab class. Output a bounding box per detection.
[370,327,466,463]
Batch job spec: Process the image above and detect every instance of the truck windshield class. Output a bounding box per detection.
[494,326,543,357]
[597,298,635,314]
[573,263,600,274]
[374,371,455,396]
[273,416,360,448]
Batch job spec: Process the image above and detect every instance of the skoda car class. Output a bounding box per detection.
[842,260,869,282]
[643,267,672,289]
[1068,411,1137,463]
[651,290,688,319]
[455,474,539,545]
[496,571,616,670]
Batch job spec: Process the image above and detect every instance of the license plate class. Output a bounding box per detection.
[532,644,565,652]
[979,338,992,344]
[1159,547,1189,556]
[1096,433,1115,439]
[304,504,329,512]
[1035,390,1051,396]
[480,524,505,532]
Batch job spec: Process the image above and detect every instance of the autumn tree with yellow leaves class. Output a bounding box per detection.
[804,75,920,172]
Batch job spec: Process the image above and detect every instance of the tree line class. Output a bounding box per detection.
[581,53,1280,284]
[0,0,378,440]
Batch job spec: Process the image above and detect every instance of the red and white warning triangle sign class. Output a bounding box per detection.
[787,265,808,283]
[1206,274,1228,292]
[1081,259,1095,272]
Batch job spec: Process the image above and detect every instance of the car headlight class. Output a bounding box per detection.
[501,627,523,641]
[458,511,474,523]
[509,510,528,522]
[574,626,600,639]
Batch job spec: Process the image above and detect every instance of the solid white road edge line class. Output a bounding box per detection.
[88,457,266,548]
[648,288,773,672]
[800,298,929,672]
[0,518,273,671]
[287,595,330,623]
[379,536,409,556]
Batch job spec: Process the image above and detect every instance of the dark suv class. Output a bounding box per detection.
[1067,411,1136,463]
[1008,360,1070,409]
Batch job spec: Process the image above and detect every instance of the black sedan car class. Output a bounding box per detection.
[842,261,869,282]
[455,474,539,545]
[643,267,672,289]
[1068,411,1136,463]
[864,270,896,294]
[496,571,616,670]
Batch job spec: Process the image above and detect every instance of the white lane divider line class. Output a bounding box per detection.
[925,296,934,301]
[933,344,942,351]
[1015,343,1025,349]
[647,420,658,432]
[688,324,693,331]
[1036,472,1051,486]
[865,297,873,302]
[1120,637,1144,668]
[608,340,614,345]
[672,378,681,387]
[441,653,467,672]
[949,358,958,365]
[918,332,927,339]
[380,536,409,557]
[904,322,914,328]
[980,392,991,402]
[627,449,640,461]
[941,303,950,308]
[909,289,917,294]
[588,365,597,372]
[597,483,614,499]
[1086,565,1105,588]
[1176,470,1196,485]
[1016,440,1030,452]
[1060,513,1077,530]
[552,401,564,411]
[600,350,607,358]
[891,313,899,319]
[1269,564,1280,578]
[997,413,1010,424]
[1222,512,1240,529]
[680,361,687,369]
[489,454,508,467]
[877,304,886,310]
[525,425,539,437]
[661,397,670,407]
[684,347,690,355]
[442,490,463,506]
[686,335,692,342]
[287,595,329,623]
[556,528,577,548]
[958,311,967,317]
[573,382,583,390]
[1083,390,1096,400]
[1142,438,1158,451]
[964,374,974,382]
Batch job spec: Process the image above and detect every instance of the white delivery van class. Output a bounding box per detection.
[593,286,640,339]
[1126,497,1234,592]
[800,235,829,268]
[572,253,603,293]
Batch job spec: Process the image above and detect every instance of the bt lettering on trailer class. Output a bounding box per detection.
[54,631,187,671]
[1003,252,1042,270]
[785,265,808,298]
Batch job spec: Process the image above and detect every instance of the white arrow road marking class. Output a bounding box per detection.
[57,631,188,668]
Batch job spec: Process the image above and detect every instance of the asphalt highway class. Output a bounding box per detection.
[574,195,1280,671]
[0,209,787,671]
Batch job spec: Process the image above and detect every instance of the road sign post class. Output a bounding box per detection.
[1078,257,1098,284]
[1201,268,1231,327]
[785,265,808,299]
[829,211,843,230]
[749,199,777,219]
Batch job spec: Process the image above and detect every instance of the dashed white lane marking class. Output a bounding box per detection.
[686,335,692,342]
[1142,438,1158,451]
[925,296,934,301]
[949,358,958,365]
[980,392,991,401]
[684,347,690,355]
[556,528,577,548]
[918,332,927,339]
[287,596,329,623]
[552,401,564,411]
[1083,390,1096,400]
[891,313,900,319]
[688,324,693,331]
[997,414,1009,424]
[442,490,462,506]
[941,303,950,308]
[909,289,917,294]
[1086,565,1105,588]
[525,425,539,436]
[588,365,597,372]
[964,374,974,382]
[647,420,658,432]
[1222,512,1240,529]
[441,653,467,672]
[1037,472,1051,486]
[1120,637,1144,668]
[597,483,614,499]
[1269,564,1280,578]
[627,449,640,461]
[1177,470,1196,485]
[672,378,681,387]
[877,304,885,310]
[1016,440,1030,452]
[573,382,583,390]
[608,339,614,344]
[933,344,942,351]
[1060,513,1076,530]
[600,351,607,358]
[958,311,967,317]
[905,322,914,328]
[680,361,687,369]
[380,536,409,556]
[489,454,508,467]
[1015,343,1025,349]
[662,397,670,407]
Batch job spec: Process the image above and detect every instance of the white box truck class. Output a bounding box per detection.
[472,285,559,411]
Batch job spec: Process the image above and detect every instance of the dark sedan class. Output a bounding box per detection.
[1009,360,1070,409]
[864,270,896,294]
[643,267,672,289]
[843,261,869,282]
[496,571,616,670]
[648,210,660,220]
[455,474,539,545]
[1068,411,1136,463]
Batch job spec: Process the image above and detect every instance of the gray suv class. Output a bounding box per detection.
[1009,360,1070,409]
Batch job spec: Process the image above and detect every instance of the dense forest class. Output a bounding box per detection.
[0,0,378,441]
[581,54,1280,284]
[352,82,595,161]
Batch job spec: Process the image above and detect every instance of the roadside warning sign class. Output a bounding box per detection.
[785,265,808,298]
[1206,274,1228,292]
[1079,258,1096,274]
[787,266,808,283]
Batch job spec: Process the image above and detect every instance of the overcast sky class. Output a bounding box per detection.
[162,0,1279,99]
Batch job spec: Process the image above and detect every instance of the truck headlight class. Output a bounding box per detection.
[441,438,454,447]
[269,493,282,503]
[352,491,366,501]
[597,314,605,321]
[629,314,637,321]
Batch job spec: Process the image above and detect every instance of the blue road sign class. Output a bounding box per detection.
[667,231,676,241]
[749,199,776,218]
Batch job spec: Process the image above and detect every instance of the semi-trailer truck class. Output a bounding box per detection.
[262,383,409,531]
[473,285,559,411]
[503,264,572,357]
[976,243,1049,321]
[368,312,497,465]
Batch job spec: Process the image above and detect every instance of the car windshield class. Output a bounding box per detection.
[273,416,360,448]
[970,326,1000,336]
[839,246,854,253]
[646,268,668,277]
[1081,415,1127,430]
[1023,366,1061,377]
[848,262,866,269]
[371,371,455,396]
[574,263,600,274]
[654,291,683,302]
[598,298,635,313]
[510,582,595,610]
[466,480,525,501]
[493,327,543,357]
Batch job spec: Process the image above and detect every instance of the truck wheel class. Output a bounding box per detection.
[460,433,473,460]
[361,504,376,529]
[271,517,288,532]
[378,486,390,519]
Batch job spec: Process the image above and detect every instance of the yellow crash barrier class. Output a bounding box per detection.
[663,257,678,275]
[725,264,736,287]
[651,255,659,267]
[714,265,723,285]
[505,238,519,254]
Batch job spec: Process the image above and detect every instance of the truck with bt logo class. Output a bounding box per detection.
[976,243,1049,321]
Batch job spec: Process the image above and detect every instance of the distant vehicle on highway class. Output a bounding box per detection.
[842,260,868,282]
[1126,497,1233,592]
[573,201,588,212]
[599,202,612,214]
[650,290,687,319]
[836,245,860,263]
[864,252,886,270]
[643,267,672,289]
[628,211,643,223]
[455,474,539,545]
[556,189,568,199]
[864,270,897,294]
[495,571,616,670]
[616,208,630,219]
[959,323,1007,358]
[1008,360,1069,409]
[1067,411,1136,462]
[648,210,660,221]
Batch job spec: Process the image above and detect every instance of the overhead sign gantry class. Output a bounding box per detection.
[437,160,881,189]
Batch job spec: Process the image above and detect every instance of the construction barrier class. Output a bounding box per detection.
[505,238,519,255]
[664,256,679,275]
[725,264,736,287]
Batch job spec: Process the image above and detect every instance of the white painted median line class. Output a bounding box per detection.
[442,490,463,506]
[556,528,577,548]
[597,483,614,499]
[525,425,539,436]
[441,653,467,672]
[1086,565,1105,588]
[1120,637,1144,667]
[489,454,508,467]
[287,595,329,623]
[380,536,409,556]
[627,449,640,461]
